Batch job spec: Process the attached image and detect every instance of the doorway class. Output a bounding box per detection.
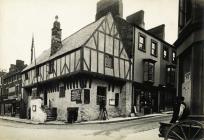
[67,107,78,123]
[44,90,47,105]
[97,86,107,107]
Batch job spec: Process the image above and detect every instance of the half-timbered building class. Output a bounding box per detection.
[21,0,177,122]
[22,13,132,121]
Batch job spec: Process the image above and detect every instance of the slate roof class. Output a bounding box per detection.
[23,15,106,72]
[114,16,133,58]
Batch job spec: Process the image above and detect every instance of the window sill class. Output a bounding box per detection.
[151,54,157,58]
[138,48,146,53]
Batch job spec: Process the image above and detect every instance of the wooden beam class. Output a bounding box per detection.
[60,57,62,76]
[96,31,99,73]
[89,49,91,72]
[104,19,107,75]
[74,52,76,71]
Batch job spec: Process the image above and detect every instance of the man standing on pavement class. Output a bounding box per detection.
[178,96,189,121]
[170,96,181,123]
[170,96,188,123]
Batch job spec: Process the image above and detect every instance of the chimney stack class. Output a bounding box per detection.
[126,10,145,29]
[96,0,123,21]
[148,24,165,40]
[50,15,62,56]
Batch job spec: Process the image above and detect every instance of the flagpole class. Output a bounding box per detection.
[32,34,39,97]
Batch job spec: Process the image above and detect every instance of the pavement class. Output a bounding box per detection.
[0,111,172,125]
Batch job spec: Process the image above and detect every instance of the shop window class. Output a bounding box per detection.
[138,34,146,52]
[151,40,158,57]
[172,51,176,63]
[48,61,54,74]
[166,66,176,85]
[163,46,169,60]
[105,54,114,69]
[115,93,119,107]
[59,83,65,98]
[143,59,156,83]
[84,89,90,104]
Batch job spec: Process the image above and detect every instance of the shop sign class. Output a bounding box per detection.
[9,87,15,93]
[184,72,191,82]
[109,99,115,106]
[71,89,81,101]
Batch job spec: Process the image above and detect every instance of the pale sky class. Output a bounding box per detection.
[0,0,178,71]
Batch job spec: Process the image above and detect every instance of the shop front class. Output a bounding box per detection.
[133,83,158,115]
[1,98,20,117]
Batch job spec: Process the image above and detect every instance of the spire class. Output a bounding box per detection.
[31,34,34,63]
[55,15,58,21]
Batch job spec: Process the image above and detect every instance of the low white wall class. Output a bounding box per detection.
[30,99,47,123]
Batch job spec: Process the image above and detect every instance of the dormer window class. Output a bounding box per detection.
[143,59,156,83]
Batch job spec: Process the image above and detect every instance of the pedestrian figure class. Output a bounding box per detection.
[170,96,189,123]
[99,99,108,120]
[178,96,189,121]
[170,96,181,123]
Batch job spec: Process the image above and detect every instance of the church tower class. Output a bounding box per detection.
[50,15,62,56]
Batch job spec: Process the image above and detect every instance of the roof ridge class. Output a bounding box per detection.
[23,15,107,72]
[62,16,106,43]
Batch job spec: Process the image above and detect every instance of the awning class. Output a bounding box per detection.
[0,98,20,104]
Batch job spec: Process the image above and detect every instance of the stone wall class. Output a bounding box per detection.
[43,79,132,121]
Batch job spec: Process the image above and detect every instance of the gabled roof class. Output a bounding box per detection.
[23,15,106,72]
[114,16,133,58]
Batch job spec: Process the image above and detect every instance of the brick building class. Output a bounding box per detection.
[0,60,27,117]
[0,71,7,115]
[125,11,177,114]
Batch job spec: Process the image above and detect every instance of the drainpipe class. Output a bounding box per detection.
[131,26,136,113]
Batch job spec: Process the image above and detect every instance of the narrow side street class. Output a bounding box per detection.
[0,115,171,140]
